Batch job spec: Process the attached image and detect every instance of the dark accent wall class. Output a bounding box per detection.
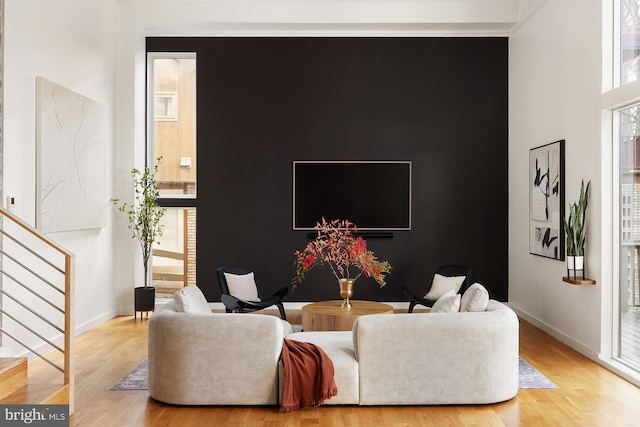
[147,37,509,303]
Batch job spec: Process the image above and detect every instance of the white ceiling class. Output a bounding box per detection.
[117,0,548,36]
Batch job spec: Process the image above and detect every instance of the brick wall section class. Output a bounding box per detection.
[186,209,196,286]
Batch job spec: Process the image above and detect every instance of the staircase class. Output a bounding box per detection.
[0,357,68,404]
[0,207,74,412]
[0,358,27,400]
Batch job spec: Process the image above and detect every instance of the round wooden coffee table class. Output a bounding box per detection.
[301,300,394,331]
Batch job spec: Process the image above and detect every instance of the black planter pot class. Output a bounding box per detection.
[134,286,156,312]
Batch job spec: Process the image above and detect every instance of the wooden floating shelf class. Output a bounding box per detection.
[562,277,596,285]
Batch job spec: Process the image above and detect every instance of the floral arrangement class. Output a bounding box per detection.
[292,218,391,289]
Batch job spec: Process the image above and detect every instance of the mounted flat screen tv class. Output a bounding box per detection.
[293,161,412,231]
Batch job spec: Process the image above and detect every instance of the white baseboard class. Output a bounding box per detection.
[10,310,117,361]
[507,302,600,361]
[504,303,640,388]
[76,310,118,335]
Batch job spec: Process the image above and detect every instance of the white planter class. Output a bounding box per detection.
[567,256,584,273]
[574,256,584,270]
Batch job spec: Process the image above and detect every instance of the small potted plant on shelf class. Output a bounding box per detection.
[112,157,166,315]
[563,179,590,278]
[292,218,391,308]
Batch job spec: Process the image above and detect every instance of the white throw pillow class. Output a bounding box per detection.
[174,285,211,314]
[460,282,490,312]
[430,289,461,313]
[224,272,261,301]
[424,273,466,300]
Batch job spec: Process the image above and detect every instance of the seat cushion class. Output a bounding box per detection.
[173,285,211,314]
[224,272,261,301]
[281,331,359,405]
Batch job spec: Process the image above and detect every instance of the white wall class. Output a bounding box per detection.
[509,0,603,357]
[3,0,118,353]
[516,0,548,22]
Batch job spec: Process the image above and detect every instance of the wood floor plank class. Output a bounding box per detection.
[16,310,640,426]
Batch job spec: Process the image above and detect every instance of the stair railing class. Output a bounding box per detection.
[0,206,74,412]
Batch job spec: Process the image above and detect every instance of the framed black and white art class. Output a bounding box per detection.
[529,140,565,260]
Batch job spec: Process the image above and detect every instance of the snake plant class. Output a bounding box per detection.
[563,180,590,257]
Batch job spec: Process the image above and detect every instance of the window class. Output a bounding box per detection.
[152,208,197,297]
[154,93,178,121]
[621,0,640,85]
[148,53,197,296]
[618,104,640,371]
[608,0,640,377]
[148,54,197,198]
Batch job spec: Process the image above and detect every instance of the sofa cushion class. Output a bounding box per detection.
[430,289,461,313]
[280,319,294,336]
[174,285,211,314]
[354,301,519,405]
[149,308,286,405]
[424,273,466,300]
[282,332,359,405]
[224,272,261,301]
[460,283,490,312]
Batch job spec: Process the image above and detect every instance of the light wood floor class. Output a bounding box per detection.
[23,309,640,426]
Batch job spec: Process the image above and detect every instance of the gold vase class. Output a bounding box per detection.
[339,278,354,309]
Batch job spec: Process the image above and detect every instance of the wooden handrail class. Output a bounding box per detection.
[0,207,72,257]
[0,206,75,413]
[64,253,75,413]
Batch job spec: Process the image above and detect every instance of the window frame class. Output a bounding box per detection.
[602,0,640,385]
[146,51,198,207]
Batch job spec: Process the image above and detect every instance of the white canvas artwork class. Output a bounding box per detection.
[529,140,564,260]
[530,150,549,222]
[36,77,107,233]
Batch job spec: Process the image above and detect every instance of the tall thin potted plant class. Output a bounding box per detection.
[563,180,590,277]
[112,157,166,313]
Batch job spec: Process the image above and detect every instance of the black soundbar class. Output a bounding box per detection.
[306,232,394,239]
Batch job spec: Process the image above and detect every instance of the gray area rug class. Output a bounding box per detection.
[519,357,558,389]
[111,356,558,391]
[111,358,149,390]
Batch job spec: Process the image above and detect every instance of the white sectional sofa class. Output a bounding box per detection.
[148,286,519,407]
[148,302,290,405]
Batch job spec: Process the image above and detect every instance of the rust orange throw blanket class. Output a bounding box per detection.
[279,338,338,412]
